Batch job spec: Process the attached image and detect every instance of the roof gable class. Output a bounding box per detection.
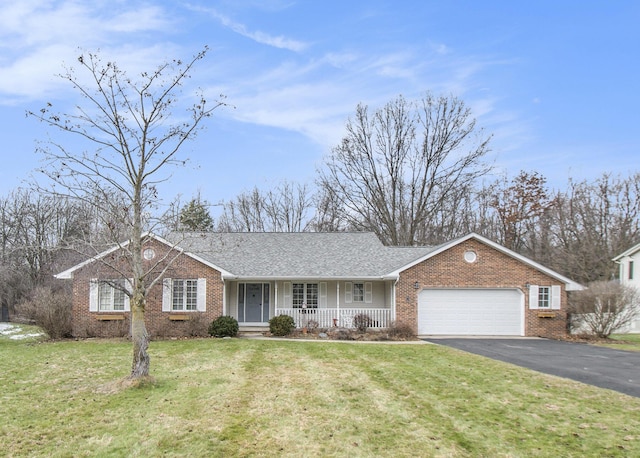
[54,233,232,279]
[387,233,584,291]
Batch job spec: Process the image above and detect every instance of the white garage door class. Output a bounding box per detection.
[418,288,523,336]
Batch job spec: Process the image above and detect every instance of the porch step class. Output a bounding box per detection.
[238,326,269,337]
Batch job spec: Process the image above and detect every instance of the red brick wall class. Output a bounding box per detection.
[396,238,568,338]
[69,238,224,338]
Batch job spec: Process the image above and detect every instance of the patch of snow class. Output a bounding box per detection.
[10,333,43,340]
[0,323,44,339]
[0,323,19,335]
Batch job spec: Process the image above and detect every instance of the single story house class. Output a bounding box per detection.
[56,231,583,338]
[613,243,640,333]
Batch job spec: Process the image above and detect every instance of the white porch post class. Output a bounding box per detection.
[222,275,226,316]
[274,281,279,316]
[336,282,340,327]
[391,279,397,324]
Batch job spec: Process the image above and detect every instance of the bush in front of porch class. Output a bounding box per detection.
[269,315,296,336]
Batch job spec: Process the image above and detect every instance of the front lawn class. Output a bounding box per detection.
[1,328,639,457]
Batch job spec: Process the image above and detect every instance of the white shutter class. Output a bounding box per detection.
[197,278,207,312]
[319,282,327,308]
[89,279,98,312]
[162,278,172,312]
[529,285,539,309]
[283,282,292,307]
[124,278,133,312]
[551,285,561,310]
[345,282,353,303]
[364,282,373,304]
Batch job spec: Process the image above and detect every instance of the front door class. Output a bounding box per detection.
[238,283,270,323]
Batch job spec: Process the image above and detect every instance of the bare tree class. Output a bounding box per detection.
[217,181,313,232]
[568,281,639,338]
[0,189,87,310]
[317,93,492,246]
[549,174,640,284]
[310,183,351,232]
[217,188,266,232]
[490,171,554,252]
[28,48,223,379]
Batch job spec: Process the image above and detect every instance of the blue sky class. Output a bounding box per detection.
[1,0,638,208]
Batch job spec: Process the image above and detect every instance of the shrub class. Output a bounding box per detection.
[333,328,355,340]
[186,312,209,337]
[208,316,239,337]
[269,314,296,336]
[352,313,372,332]
[387,321,415,340]
[568,281,639,338]
[18,286,72,339]
[305,319,319,332]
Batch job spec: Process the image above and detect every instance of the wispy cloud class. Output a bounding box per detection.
[186,4,308,52]
[0,1,175,103]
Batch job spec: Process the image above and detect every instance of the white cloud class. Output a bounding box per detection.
[186,4,308,52]
[0,1,175,104]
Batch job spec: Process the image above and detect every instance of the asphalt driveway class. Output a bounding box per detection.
[423,338,640,398]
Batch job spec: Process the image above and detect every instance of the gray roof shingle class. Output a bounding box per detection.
[166,232,435,279]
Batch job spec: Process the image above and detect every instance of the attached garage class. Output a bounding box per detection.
[418,288,524,336]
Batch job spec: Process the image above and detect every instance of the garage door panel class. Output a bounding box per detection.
[418,289,523,336]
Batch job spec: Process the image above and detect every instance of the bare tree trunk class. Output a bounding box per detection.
[129,290,150,378]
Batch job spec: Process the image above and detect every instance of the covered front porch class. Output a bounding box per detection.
[225,279,396,330]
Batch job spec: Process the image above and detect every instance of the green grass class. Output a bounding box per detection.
[599,333,640,352]
[1,327,640,457]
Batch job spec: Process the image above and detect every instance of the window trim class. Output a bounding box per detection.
[89,279,131,312]
[162,278,207,312]
[537,286,551,309]
[292,282,319,308]
[172,279,199,311]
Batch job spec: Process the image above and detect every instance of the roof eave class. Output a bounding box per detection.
[612,243,640,262]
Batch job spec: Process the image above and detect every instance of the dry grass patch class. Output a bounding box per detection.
[1,331,640,457]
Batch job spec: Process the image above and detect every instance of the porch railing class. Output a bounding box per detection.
[275,308,392,329]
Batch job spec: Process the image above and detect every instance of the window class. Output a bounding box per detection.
[537,286,551,309]
[292,283,318,308]
[629,261,634,280]
[98,280,126,311]
[345,281,372,304]
[352,283,365,302]
[529,284,561,310]
[172,279,198,311]
[162,278,206,312]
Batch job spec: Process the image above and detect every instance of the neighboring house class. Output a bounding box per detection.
[56,232,583,338]
[612,244,640,333]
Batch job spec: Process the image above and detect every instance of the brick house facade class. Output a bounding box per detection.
[394,238,569,338]
[66,238,225,338]
[57,232,582,338]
